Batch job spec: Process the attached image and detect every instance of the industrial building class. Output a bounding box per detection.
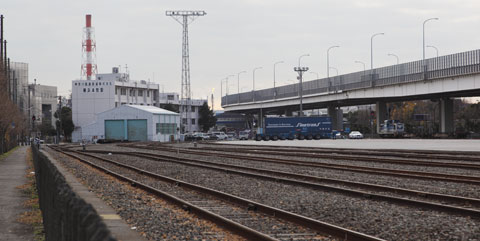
[29,83,58,130]
[75,105,179,142]
[159,92,207,133]
[72,67,160,128]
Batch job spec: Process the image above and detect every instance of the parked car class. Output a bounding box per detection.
[211,132,228,140]
[193,133,210,140]
[348,131,364,139]
[238,131,250,140]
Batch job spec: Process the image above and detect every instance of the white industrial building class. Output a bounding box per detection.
[72,67,159,128]
[72,67,208,141]
[77,105,179,142]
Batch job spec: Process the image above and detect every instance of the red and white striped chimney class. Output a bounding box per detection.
[81,14,97,80]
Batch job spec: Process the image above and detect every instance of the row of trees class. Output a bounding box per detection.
[346,99,480,137]
[0,66,27,154]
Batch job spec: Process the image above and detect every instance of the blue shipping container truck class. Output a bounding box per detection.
[256,117,332,141]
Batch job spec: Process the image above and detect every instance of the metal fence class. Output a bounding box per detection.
[32,146,117,241]
[222,49,480,106]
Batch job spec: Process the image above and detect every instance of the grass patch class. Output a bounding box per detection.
[16,148,45,241]
[0,146,20,160]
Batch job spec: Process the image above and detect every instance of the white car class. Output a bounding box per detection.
[238,131,250,140]
[348,131,364,139]
[211,132,229,140]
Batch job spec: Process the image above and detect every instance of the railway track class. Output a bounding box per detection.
[119,144,480,185]
[202,142,480,162]
[193,146,480,170]
[80,148,480,219]
[50,146,382,241]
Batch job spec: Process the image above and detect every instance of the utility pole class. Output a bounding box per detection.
[295,54,309,117]
[166,10,206,134]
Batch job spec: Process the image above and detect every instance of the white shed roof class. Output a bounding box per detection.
[125,105,179,115]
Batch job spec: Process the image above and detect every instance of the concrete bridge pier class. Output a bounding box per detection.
[284,109,293,117]
[328,106,343,131]
[376,101,388,133]
[440,98,454,134]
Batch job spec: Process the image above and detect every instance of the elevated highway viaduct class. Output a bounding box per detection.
[222,49,480,134]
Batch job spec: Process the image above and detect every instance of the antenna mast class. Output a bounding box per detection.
[81,14,97,80]
[166,10,206,133]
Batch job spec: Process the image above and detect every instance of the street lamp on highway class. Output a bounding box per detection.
[355,60,366,79]
[423,18,439,61]
[298,54,309,67]
[327,46,339,78]
[252,67,262,101]
[426,45,439,57]
[371,33,385,70]
[274,61,284,98]
[355,60,366,72]
[387,53,399,64]
[225,74,234,96]
[329,67,339,76]
[237,71,246,103]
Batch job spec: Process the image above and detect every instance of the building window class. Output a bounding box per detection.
[156,123,177,134]
[167,95,175,100]
[130,89,135,96]
[191,107,196,112]
[121,88,126,95]
[147,91,150,97]
[75,83,77,86]
[115,88,117,95]
[98,77,102,80]
[191,119,196,125]
[92,88,95,92]
[101,88,103,92]
[83,88,86,92]
[96,88,99,92]
[138,90,143,96]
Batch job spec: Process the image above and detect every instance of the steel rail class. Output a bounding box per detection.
[201,142,480,162]
[189,146,480,170]
[52,147,383,241]
[81,149,480,219]
[49,147,278,241]
[121,144,480,185]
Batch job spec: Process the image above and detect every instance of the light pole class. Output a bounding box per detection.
[387,53,399,64]
[225,74,234,98]
[298,54,309,67]
[237,71,246,103]
[237,71,247,104]
[252,67,262,102]
[371,33,385,70]
[273,61,284,98]
[355,60,366,80]
[220,78,226,105]
[423,18,439,61]
[427,45,439,57]
[327,46,339,78]
[355,61,366,72]
[310,72,319,79]
[329,67,339,76]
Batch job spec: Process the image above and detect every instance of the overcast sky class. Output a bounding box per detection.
[4,0,480,109]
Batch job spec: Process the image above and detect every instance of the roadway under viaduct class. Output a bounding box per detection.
[221,49,480,134]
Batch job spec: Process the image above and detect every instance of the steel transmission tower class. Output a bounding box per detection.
[166,10,206,134]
